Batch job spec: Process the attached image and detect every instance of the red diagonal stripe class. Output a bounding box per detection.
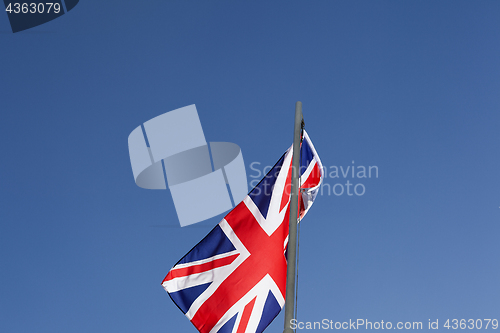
[300,163,321,189]
[236,296,257,333]
[163,254,239,282]
[192,203,289,333]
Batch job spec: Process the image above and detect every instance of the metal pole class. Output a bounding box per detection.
[283,101,303,333]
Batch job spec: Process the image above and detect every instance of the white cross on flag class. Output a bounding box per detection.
[162,130,323,333]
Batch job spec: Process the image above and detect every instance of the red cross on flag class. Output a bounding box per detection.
[162,130,323,333]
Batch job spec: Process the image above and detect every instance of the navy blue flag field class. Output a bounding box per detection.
[162,131,323,333]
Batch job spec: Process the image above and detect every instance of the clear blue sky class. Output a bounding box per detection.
[1,1,499,332]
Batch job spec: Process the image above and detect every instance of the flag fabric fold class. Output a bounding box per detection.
[162,130,323,333]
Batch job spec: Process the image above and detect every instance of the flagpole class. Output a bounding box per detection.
[283,101,303,333]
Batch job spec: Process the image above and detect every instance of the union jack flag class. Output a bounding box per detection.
[162,130,323,333]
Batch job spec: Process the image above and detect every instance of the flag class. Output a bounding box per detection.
[162,130,323,333]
